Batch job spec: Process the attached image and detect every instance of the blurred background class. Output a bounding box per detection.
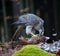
[0,0,60,42]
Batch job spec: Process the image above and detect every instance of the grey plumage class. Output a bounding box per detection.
[13,14,44,26]
[13,13,44,38]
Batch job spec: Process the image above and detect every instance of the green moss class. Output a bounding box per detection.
[12,45,56,56]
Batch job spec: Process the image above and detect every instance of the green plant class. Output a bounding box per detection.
[12,45,56,56]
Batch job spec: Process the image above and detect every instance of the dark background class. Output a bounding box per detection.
[0,0,60,42]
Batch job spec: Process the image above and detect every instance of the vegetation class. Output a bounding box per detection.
[12,45,56,56]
